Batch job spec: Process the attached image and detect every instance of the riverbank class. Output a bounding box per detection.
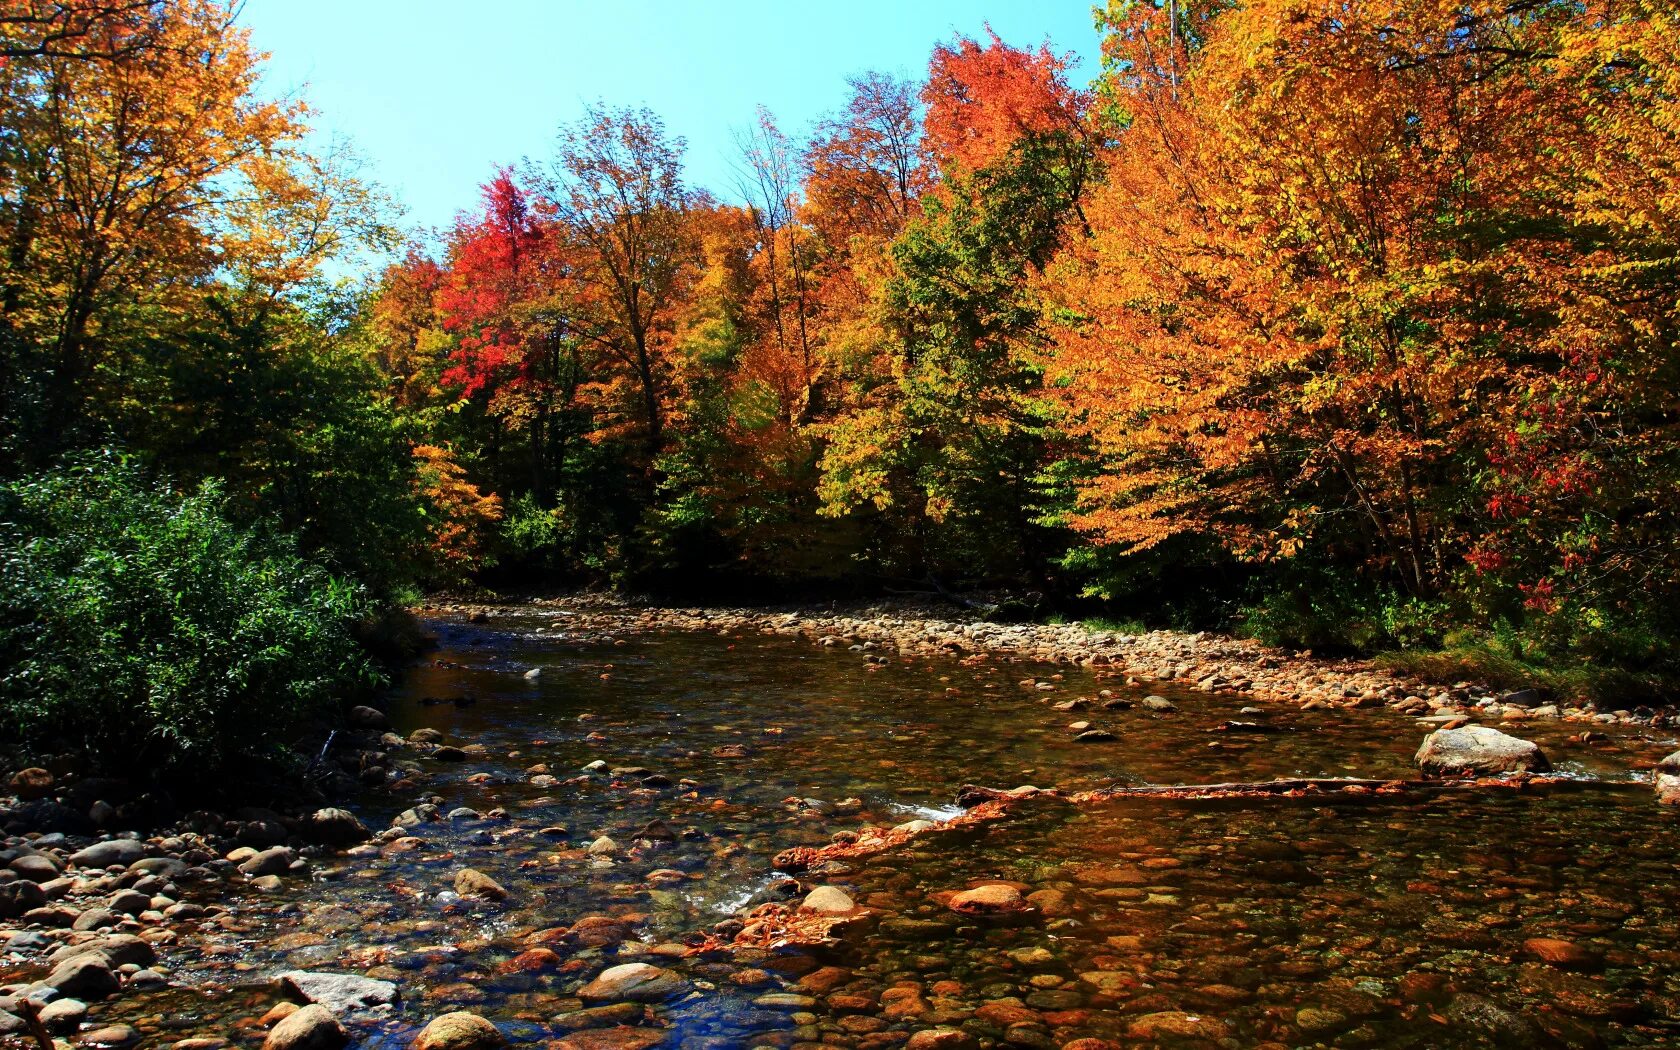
[427,594,1661,729]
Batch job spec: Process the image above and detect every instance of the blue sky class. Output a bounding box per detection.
[240,1,1104,242]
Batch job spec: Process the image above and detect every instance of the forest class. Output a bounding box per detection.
[3,0,1679,777]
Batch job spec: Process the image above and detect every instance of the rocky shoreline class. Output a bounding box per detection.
[435,594,1658,728]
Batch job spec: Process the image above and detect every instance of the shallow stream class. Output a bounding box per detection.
[96,609,1680,1048]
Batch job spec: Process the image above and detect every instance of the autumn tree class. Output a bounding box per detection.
[543,104,697,464]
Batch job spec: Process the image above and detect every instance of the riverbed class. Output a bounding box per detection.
[16,606,1680,1049]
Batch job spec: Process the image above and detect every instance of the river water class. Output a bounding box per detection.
[97,609,1680,1048]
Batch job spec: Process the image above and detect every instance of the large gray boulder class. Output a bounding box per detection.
[279,971,398,1014]
[1415,725,1550,776]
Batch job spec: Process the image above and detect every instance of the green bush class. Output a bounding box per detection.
[0,455,379,783]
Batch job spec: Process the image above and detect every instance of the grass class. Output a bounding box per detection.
[1376,642,1667,710]
[1043,613,1151,634]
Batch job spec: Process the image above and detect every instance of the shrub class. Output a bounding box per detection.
[0,454,379,783]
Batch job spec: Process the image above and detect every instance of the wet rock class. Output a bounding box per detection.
[107,888,150,914]
[753,993,818,1010]
[264,1004,348,1050]
[1415,725,1550,775]
[49,934,154,968]
[409,728,445,744]
[1124,1012,1229,1040]
[1073,729,1116,743]
[948,883,1028,916]
[905,1030,976,1050]
[577,963,690,1003]
[1523,937,1602,970]
[9,768,54,801]
[240,846,299,878]
[414,1011,506,1050]
[1445,993,1540,1043]
[279,971,399,1014]
[1141,696,1177,712]
[453,868,510,902]
[800,886,856,914]
[1654,751,1680,804]
[550,1003,643,1031]
[586,836,619,857]
[47,953,120,999]
[431,746,469,762]
[551,1030,664,1050]
[68,839,146,869]
[77,1024,140,1046]
[305,809,371,847]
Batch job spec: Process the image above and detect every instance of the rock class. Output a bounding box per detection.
[68,839,146,869]
[551,1031,665,1050]
[38,997,88,1031]
[409,728,445,744]
[77,1024,140,1046]
[305,809,371,847]
[1445,993,1540,1043]
[8,853,60,882]
[577,963,690,1003]
[1654,750,1680,804]
[346,705,389,729]
[0,878,46,917]
[240,846,298,878]
[800,886,856,914]
[1141,696,1177,712]
[9,768,54,801]
[72,907,119,931]
[1124,1012,1229,1040]
[1523,937,1602,970]
[752,993,818,1010]
[107,888,150,915]
[586,836,619,857]
[264,1005,348,1050]
[906,1030,977,1050]
[414,1011,506,1050]
[948,883,1028,916]
[47,953,120,999]
[1074,729,1117,742]
[279,971,399,1014]
[431,746,468,762]
[453,868,510,902]
[550,1003,643,1032]
[1415,725,1550,775]
[49,935,155,968]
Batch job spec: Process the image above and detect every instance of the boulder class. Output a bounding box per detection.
[906,1031,978,1050]
[305,809,371,847]
[413,1011,506,1050]
[1415,725,1550,776]
[799,886,856,914]
[46,952,119,999]
[279,971,399,1014]
[452,868,510,902]
[1654,751,1680,804]
[346,705,389,730]
[264,1005,348,1050]
[239,846,298,878]
[68,839,146,870]
[49,935,154,969]
[0,878,46,917]
[947,883,1028,916]
[577,963,689,1003]
[9,768,54,801]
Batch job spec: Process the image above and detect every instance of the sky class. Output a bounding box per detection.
[239,1,1105,243]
